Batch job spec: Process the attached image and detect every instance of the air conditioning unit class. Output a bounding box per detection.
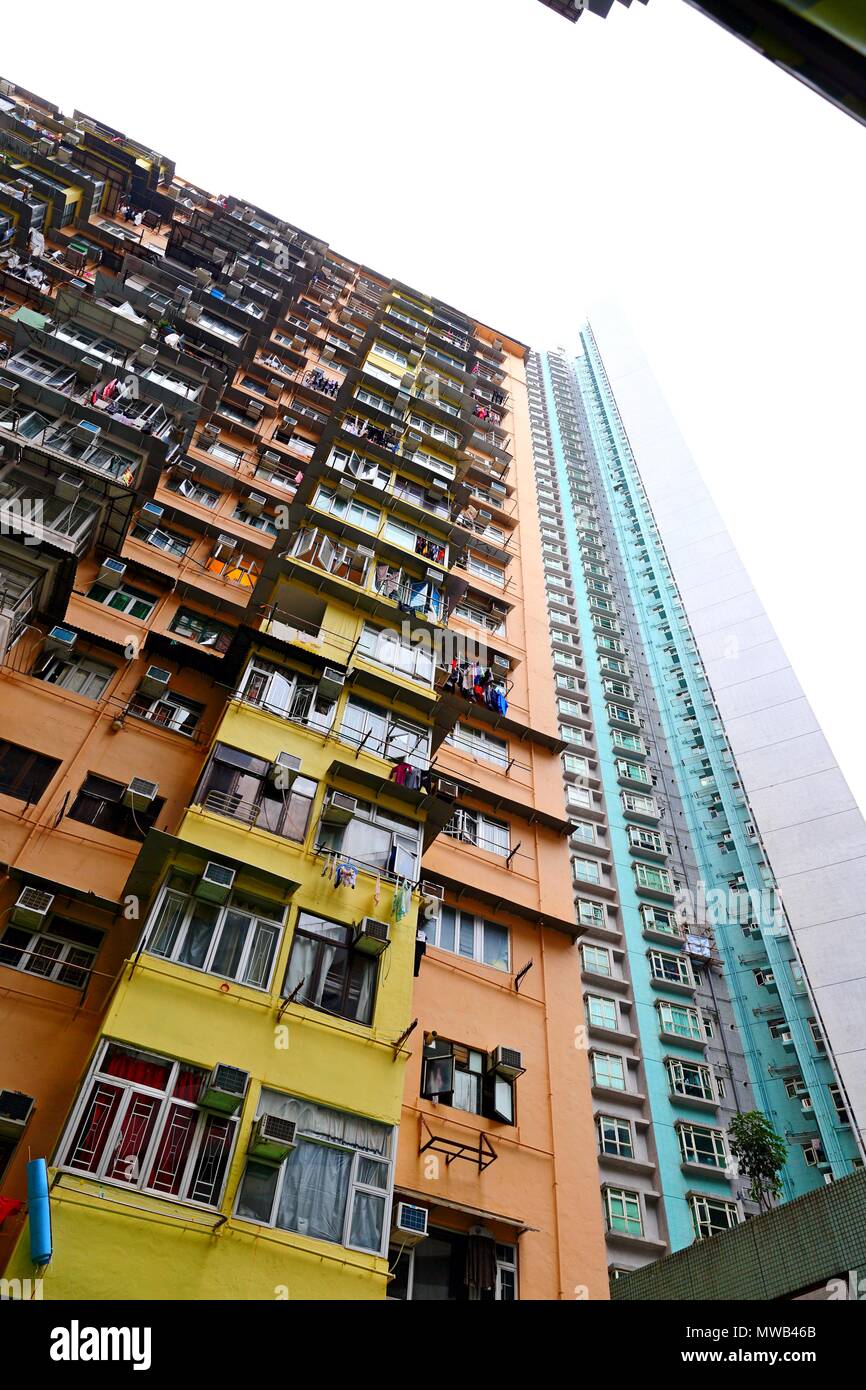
[123,777,159,811]
[194,861,236,904]
[492,656,511,672]
[136,345,159,368]
[139,503,165,526]
[420,880,444,902]
[199,1064,249,1115]
[260,449,281,465]
[322,791,357,826]
[98,557,127,589]
[185,302,203,324]
[74,420,101,446]
[487,1046,525,1080]
[246,401,264,420]
[353,917,390,957]
[336,479,356,498]
[202,423,220,440]
[269,751,301,785]
[45,625,77,655]
[57,473,84,502]
[245,491,267,516]
[0,1090,35,1139]
[213,533,238,558]
[11,887,54,930]
[247,1113,297,1164]
[318,666,345,699]
[434,777,459,800]
[0,379,19,405]
[194,266,213,286]
[140,665,171,697]
[175,459,197,476]
[392,1202,428,1245]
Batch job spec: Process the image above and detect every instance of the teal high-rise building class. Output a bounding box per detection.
[527,313,865,1272]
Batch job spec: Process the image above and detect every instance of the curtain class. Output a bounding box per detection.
[103,1048,171,1089]
[277,1141,352,1244]
[466,1231,497,1293]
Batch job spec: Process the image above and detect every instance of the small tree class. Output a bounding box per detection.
[727,1110,788,1212]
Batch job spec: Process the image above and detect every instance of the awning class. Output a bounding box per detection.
[393,1186,537,1236]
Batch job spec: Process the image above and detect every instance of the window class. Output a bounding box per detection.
[597,1115,634,1159]
[145,873,286,990]
[677,1123,727,1170]
[208,441,244,467]
[239,658,336,731]
[313,485,381,533]
[577,899,606,930]
[33,652,115,700]
[131,519,191,558]
[0,917,102,988]
[829,1084,850,1124]
[166,475,220,508]
[649,951,693,987]
[622,792,658,818]
[453,600,506,635]
[628,827,665,855]
[421,905,509,971]
[616,759,651,785]
[573,857,601,886]
[657,1001,705,1043]
[445,722,509,767]
[341,696,430,767]
[604,1187,642,1237]
[58,1042,236,1208]
[666,1058,715,1103]
[87,580,157,621]
[236,1092,392,1254]
[634,863,674,895]
[421,1037,518,1124]
[317,796,421,880]
[444,808,510,858]
[284,912,379,1026]
[357,623,434,685]
[586,995,618,1032]
[571,820,596,845]
[68,774,165,840]
[388,1229,517,1301]
[197,744,317,843]
[169,608,233,653]
[689,1194,739,1241]
[640,905,679,937]
[563,752,590,776]
[127,689,205,737]
[0,741,61,803]
[591,1052,626,1092]
[560,725,586,746]
[582,944,611,978]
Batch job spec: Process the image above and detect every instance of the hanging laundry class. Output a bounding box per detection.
[392,878,410,923]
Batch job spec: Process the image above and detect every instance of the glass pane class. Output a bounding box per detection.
[482,923,509,970]
[178,903,219,969]
[276,1141,352,1244]
[211,911,249,979]
[357,1157,388,1189]
[349,1191,385,1252]
[236,1160,279,1224]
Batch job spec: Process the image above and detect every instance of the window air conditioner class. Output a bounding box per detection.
[487,1046,525,1080]
[434,777,459,800]
[248,1113,297,1164]
[73,417,101,444]
[353,917,390,957]
[0,379,19,405]
[11,887,54,930]
[492,656,511,672]
[420,880,444,902]
[45,625,77,655]
[202,423,220,440]
[123,778,158,811]
[141,501,164,520]
[322,792,356,826]
[260,449,281,465]
[140,665,171,697]
[244,491,267,516]
[392,1202,428,1245]
[199,1064,249,1115]
[57,473,84,502]
[269,751,301,785]
[318,666,345,699]
[0,1090,35,1139]
[98,557,127,589]
[213,533,238,558]
[194,862,236,904]
[175,459,197,475]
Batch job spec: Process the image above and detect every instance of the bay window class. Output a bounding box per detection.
[145,872,286,989]
[236,1092,393,1254]
[238,658,336,732]
[283,913,380,1025]
[58,1042,236,1208]
[196,743,318,842]
[316,796,421,880]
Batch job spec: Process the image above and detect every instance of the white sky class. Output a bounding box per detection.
[4,0,865,807]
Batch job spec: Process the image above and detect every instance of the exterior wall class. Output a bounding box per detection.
[585,303,866,1160]
[612,1166,866,1301]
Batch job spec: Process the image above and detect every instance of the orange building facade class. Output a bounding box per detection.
[0,73,607,1300]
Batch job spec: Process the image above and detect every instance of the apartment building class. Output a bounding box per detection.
[526,332,864,1273]
[0,75,607,1301]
